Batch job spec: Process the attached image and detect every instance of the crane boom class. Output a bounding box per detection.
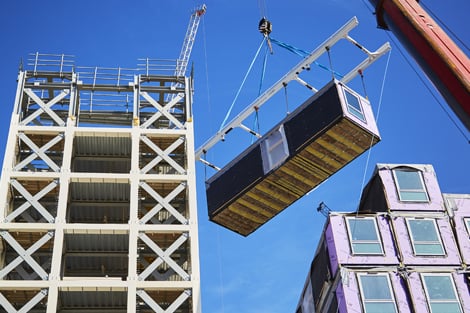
[168,4,206,102]
[369,0,470,131]
[176,4,206,78]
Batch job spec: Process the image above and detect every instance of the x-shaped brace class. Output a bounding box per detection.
[138,232,189,281]
[137,289,190,313]
[5,179,57,223]
[140,136,185,174]
[21,88,69,126]
[139,182,187,225]
[0,231,53,280]
[0,289,48,313]
[140,91,184,129]
[14,133,63,172]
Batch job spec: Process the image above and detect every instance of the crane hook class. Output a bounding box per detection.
[258,17,273,54]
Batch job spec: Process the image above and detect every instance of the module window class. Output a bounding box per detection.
[260,125,289,174]
[406,218,445,256]
[393,168,429,202]
[346,217,384,255]
[343,88,366,122]
[357,273,398,313]
[465,218,470,237]
[422,274,463,313]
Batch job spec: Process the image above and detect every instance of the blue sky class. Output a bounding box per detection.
[0,1,469,312]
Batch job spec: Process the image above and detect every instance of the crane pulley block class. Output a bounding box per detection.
[258,17,272,36]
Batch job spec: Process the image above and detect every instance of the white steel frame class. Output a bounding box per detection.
[0,54,201,313]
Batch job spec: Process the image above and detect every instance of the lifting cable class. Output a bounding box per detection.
[218,37,267,131]
[283,83,290,115]
[355,49,392,214]
[250,44,270,143]
[421,2,469,53]
[270,37,344,78]
[385,32,470,143]
[358,69,369,100]
[347,50,392,266]
[325,46,336,80]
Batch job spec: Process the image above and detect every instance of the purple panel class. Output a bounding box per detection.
[390,273,413,313]
[329,215,399,266]
[325,222,339,276]
[337,83,380,136]
[447,195,470,264]
[378,165,445,212]
[453,272,470,312]
[393,217,461,266]
[335,283,348,313]
[407,272,430,312]
[338,271,362,313]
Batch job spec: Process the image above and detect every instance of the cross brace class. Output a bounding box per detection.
[139,182,187,225]
[137,289,190,313]
[138,232,189,281]
[140,136,185,175]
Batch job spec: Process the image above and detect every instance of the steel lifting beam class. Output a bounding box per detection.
[195,16,391,162]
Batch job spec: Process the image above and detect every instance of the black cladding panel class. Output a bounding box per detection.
[206,145,264,216]
[284,81,343,154]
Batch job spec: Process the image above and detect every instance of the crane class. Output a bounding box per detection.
[168,4,207,102]
[368,0,470,131]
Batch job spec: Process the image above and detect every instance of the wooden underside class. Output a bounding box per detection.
[211,117,380,236]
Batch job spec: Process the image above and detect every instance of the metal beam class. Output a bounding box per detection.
[138,232,189,281]
[21,89,69,126]
[0,231,53,280]
[6,179,58,223]
[139,182,187,225]
[14,133,63,172]
[140,136,185,174]
[140,92,184,129]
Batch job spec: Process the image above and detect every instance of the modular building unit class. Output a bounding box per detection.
[206,79,381,236]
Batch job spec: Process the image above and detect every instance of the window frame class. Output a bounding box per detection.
[464,217,470,237]
[357,273,398,313]
[342,87,367,123]
[421,273,463,313]
[260,125,289,174]
[392,168,430,202]
[406,218,446,256]
[345,216,384,255]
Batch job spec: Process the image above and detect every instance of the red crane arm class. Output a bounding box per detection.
[372,0,470,131]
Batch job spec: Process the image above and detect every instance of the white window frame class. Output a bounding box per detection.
[392,168,430,202]
[342,87,366,123]
[406,218,445,256]
[260,125,289,174]
[357,273,398,313]
[346,217,384,255]
[464,217,470,237]
[421,273,463,313]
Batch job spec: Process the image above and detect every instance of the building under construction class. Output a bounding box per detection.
[0,52,201,312]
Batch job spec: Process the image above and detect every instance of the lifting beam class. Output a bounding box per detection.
[195,17,391,164]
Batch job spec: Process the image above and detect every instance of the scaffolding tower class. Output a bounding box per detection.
[0,53,201,313]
